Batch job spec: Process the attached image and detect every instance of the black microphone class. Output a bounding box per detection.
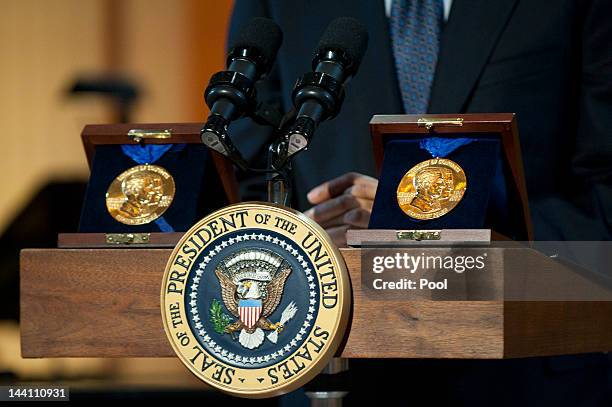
[201,17,283,169]
[281,17,369,161]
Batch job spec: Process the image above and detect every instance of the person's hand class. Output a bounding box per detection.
[304,172,378,247]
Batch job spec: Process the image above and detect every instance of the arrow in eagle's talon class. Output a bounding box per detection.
[266,301,298,343]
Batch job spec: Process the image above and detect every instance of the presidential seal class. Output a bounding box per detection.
[105,164,175,225]
[396,158,467,220]
[161,202,350,398]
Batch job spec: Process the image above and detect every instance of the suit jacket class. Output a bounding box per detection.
[227,2,612,405]
[229,0,612,241]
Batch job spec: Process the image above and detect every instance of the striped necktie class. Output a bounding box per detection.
[389,0,444,114]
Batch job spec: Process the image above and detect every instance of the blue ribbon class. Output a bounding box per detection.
[120,144,185,232]
[419,137,473,158]
[121,144,174,164]
[153,216,174,233]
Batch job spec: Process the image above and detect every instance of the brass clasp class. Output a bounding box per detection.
[396,230,441,241]
[417,117,464,131]
[127,129,172,143]
[105,233,151,245]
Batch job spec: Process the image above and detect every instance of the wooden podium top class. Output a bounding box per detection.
[20,247,612,360]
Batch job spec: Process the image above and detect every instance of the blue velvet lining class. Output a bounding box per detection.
[369,135,508,231]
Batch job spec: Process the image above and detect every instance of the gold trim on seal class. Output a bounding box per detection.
[160,202,351,398]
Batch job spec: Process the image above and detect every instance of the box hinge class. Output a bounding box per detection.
[417,117,464,131]
[105,233,151,245]
[396,230,442,241]
[127,129,172,143]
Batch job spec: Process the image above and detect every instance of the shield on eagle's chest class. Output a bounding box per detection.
[238,299,262,329]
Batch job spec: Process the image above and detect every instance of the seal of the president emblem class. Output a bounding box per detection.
[161,202,351,398]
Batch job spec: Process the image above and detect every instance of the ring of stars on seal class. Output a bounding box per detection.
[189,232,317,366]
[161,202,351,398]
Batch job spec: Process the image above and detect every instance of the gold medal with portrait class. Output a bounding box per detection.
[396,158,467,220]
[106,164,175,225]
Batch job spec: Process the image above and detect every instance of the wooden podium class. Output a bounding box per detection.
[20,246,612,360]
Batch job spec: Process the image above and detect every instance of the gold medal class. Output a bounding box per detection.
[396,158,467,220]
[105,164,175,225]
[161,202,351,398]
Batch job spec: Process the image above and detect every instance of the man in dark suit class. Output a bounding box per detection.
[228,0,612,405]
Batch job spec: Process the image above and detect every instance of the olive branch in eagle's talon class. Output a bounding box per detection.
[209,298,232,334]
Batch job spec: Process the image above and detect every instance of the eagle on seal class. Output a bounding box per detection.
[214,248,294,349]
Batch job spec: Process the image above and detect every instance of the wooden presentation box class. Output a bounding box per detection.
[368,114,532,241]
[62,122,239,248]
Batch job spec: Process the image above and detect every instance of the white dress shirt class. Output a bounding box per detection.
[384,0,453,21]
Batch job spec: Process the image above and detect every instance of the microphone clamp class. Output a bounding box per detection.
[292,72,345,122]
[200,114,248,171]
[204,71,255,121]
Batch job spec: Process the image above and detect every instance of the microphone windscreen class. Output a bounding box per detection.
[230,17,283,66]
[317,17,369,67]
